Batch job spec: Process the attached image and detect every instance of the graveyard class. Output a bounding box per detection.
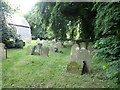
[1,0,120,89]
[2,40,116,88]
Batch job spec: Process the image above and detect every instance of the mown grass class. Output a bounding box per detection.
[2,41,118,88]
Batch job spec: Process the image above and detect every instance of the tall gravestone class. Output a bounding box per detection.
[0,43,6,60]
[67,44,83,74]
[67,42,92,75]
[41,47,49,57]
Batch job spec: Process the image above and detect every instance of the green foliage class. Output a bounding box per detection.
[26,2,96,41]
[93,2,120,84]
[93,2,120,38]
[94,35,120,62]
[1,0,20,47]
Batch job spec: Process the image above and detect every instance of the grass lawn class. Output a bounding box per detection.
[2,41,118,88]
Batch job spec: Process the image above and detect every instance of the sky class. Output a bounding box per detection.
[8,0,39,15]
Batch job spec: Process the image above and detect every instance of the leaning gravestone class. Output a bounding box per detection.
[27,45,34,55]
[0,43,6,60]
[41,47,49,57]
[67,44,83,74]
[79,42,91,73]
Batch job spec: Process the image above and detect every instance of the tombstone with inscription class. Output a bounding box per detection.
[41,47,49,57]
[0,43,6,60]
[67,44,83,74]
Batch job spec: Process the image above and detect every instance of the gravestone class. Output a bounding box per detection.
[33,45,41,55]
[43,40,48,46]
[67,44,83,74]
[27,45,34,55]
[79,42,91,73]
[36,38,40,44]
[56,43,62,48]
[51,41,56,46]
[41,47,49,57]
[49,47,55,52]
[0,43,6,60]
[88,42,94,53]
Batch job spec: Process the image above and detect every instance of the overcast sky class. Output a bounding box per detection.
[8,0,39,15]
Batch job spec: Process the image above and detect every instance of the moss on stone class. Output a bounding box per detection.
[67,61,82,74]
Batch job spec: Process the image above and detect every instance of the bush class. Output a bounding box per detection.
[15,40,25,48]
[93,35,120,84]
[5,40,16,48]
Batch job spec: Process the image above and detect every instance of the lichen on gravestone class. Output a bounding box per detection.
[67,61,82,74]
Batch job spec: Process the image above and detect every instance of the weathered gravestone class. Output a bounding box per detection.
[49,47,55,52]
[56,42,62,48]
[32,45,41,55]
[67,44,83,74]
[79,42,91,73]
[41,47,49,57]
[0,43,6,60]
[43,40,49,46]
[27,45,34,55]
[87,42,94,53]
[51,41,56,46]
[36,38,40,44]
